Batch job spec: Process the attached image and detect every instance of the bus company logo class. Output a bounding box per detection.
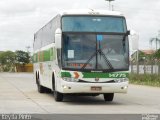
[95,77,99,82]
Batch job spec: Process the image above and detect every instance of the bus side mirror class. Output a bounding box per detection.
[55,28,62,48]
[126,30,130,36]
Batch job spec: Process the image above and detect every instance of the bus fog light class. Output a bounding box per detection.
[124,86,128,89]
[62,85,71,89]
[121,86,128,89]
[63,85,68,89]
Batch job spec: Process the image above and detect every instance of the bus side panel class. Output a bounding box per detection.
[33,14,61,90]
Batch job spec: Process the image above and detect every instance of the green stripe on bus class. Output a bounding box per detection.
[61,72,72,77]
[83,72,108,78]
[44,49,50,61]
[61,72,128,78]
[83,72,128,78]
[33,47,56,63]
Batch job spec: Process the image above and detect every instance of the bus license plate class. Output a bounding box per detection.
[91,86,102,91]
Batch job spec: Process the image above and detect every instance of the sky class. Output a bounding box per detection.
[0,0,160,52]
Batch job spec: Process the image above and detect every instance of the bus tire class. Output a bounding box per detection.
[103,93,114,101]
[36,73,45,93]
[54,91,63,102]
[45,88,52,93]
[52,73,55,91]
[37,81,46,93]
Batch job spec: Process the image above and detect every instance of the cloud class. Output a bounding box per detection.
[0,0,36,16]
[0,0,160,51]
[113,0,160,49]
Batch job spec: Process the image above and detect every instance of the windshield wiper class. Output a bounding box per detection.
[81,48,114,70]
[98,49,114,70]
[81,50,97,70]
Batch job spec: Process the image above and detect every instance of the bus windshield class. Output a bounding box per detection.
[62,16,127,33]
[62,33,129,71]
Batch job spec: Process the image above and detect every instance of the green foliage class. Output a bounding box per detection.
[138,51,145,58]
[136,50,155,65]
[129,73,160,87]
[0,51,16,72]
[154,49,160,59]
[0,50,30,72]
[0,51,15,64]
[139,51,153,60]
[15,50,30,65]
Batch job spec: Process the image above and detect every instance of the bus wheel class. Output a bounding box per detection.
[54,91,63,102]
[103,93,114,101]
[37,76,45,93]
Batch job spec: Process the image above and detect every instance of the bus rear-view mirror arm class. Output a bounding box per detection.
[126,30,130,36]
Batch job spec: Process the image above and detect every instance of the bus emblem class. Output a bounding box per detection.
[95,78,99,82]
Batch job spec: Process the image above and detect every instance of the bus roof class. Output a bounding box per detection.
[60,9,124,17]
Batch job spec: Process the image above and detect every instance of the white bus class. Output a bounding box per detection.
[33,9,130,102]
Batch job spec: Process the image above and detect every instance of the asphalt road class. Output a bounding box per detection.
[0,73,160,114]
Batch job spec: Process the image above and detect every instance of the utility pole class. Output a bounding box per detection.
[105,0,115,11]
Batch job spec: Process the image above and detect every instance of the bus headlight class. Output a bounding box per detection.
[63,77,78,82]
[114,78,128,83]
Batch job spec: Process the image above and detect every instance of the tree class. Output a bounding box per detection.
[138,51,146,63]
[0,51,16,72]
[15,50,30,65]
[154,49,160,59]
[0,50,31,72]
[150,37,160,51]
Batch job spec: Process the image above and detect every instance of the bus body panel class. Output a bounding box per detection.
[57,80,128,93]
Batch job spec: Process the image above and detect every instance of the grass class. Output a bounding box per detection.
[129,73,160,87]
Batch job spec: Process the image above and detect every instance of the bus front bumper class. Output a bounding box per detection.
[58,81,128,94]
